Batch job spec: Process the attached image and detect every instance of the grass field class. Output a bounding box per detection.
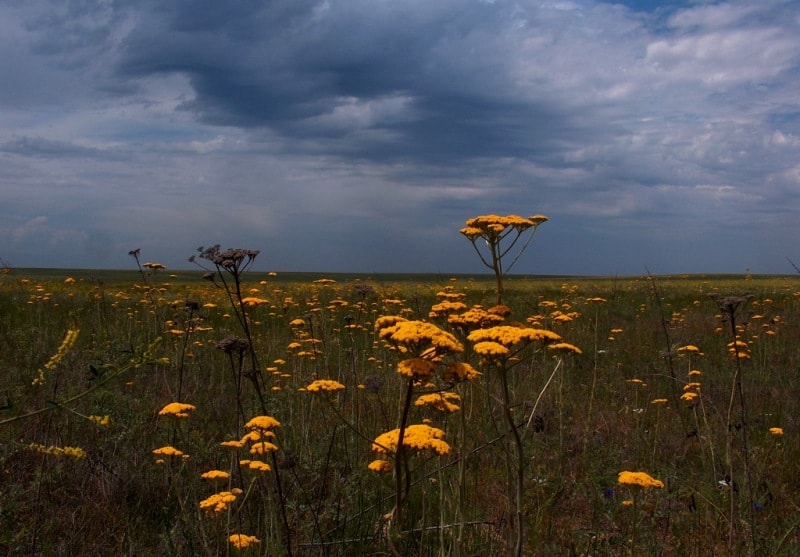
[1,264,798,556]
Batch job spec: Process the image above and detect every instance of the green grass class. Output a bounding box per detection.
[1,267,798,556]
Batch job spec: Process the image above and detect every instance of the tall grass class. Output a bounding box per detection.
[1,266,799,555]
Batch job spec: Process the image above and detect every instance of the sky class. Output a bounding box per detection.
[2,0,800,276]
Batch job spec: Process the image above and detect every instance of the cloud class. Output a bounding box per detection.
[1,0,799,274]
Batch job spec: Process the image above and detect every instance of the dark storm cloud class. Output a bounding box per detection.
[113,0,590,163]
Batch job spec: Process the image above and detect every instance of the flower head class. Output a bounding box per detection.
[158,402,197,418]
[396,358,437,379]
[152,445,186,458]
[468,325,561,347]
[372,424,450,456]
[443,361,481,382]
[229,534,261,550]
[368,459,393,473]
[415,391,461,413]
[618,470,665,489]
[201,470,230,482]
[379,320,463,355]
[199,489,243,513]
[305,379,346,393]
[245,415,281,430]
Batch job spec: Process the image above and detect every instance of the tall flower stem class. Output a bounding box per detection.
[394,376,416,521]
[498,365,525,557]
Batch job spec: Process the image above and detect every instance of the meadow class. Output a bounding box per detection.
[1,258,798,556]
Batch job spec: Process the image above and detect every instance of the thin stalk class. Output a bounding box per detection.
[499,366,524,557]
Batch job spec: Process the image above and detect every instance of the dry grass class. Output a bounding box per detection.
[1,268,798,556]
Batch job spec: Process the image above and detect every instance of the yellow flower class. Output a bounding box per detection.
[250,441,279,455]
[415,392,461,413]
[28,443,87,459]
[680,392,698,402]
[769,427,784,436]
[473,341,510,357]
[618,471,665,489]
[158,402,197,418]
[201,470,230,481]
[368,459,393,472]
[32,328,80,386]
[245,415,281,430]
[379,320,463,354]
[468,325,561,346]
[448,307,506,329]
[229,533,261,549]
[88,414,112,427]
[241,459,272,472]
[152,446,186,458]
[651,398,669,404]
[443,361,481,382]
[547,342,583,354]
[396,358,437,378]
[221,440,246,449]
[199,489,243,513]
[305,379,346,392]
[142,262,166,270]
[241,297,269,306]
[429,300,468,317]
[678,345,701,353]
[372,424,450,456]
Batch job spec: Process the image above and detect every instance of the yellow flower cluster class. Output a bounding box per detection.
[305,379,346,392]
[367,459,393,473]
[379,320,463,354]
[201,470,230,482]
[443,361,481,382]
[199,488,243,513]
[547,342,583,354]
[415,391,461,413]
[28,442,86,459]
[459,214,548,239]
[727,339,751,359]
[240,296,269,306]
[447,306,506,329]
[245,415,281,430]
[229,533,261,549]
[473,341,510,357]
[32,328,80,386]
[158,402,197,418]
[467,325,561,347]
[216,415,282,459]
[396,358,437,378]
[240,459,272,472]
[152,445,187,458]
[372,424,451,456]
[428,300,468,317]
[88,414,112,427]
[249,441,279,455]
[618,470,665,488]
